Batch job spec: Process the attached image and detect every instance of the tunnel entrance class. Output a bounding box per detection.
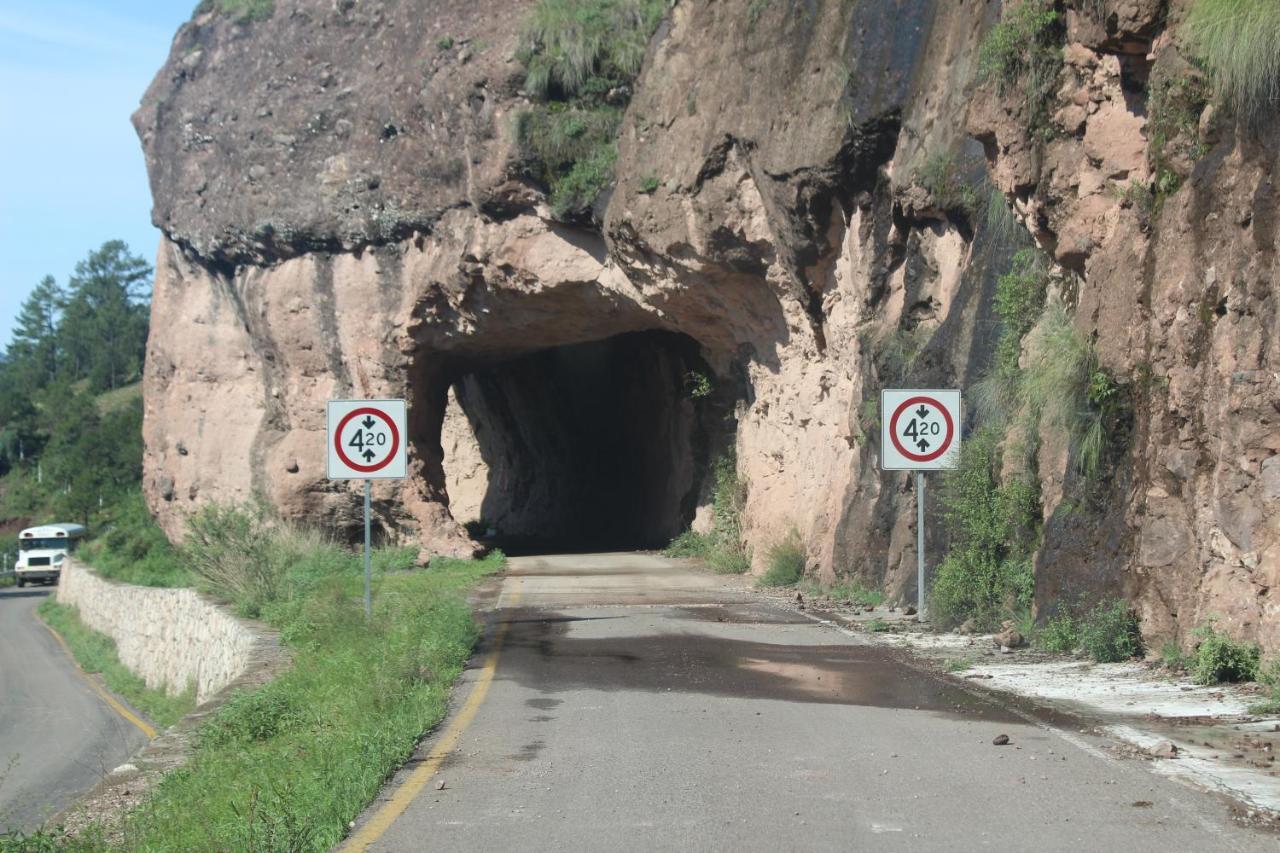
[439,330,718,554]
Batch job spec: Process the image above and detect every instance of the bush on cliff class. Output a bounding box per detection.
[977,0,1064,139]
[1183,0,1280,125]
[1191,623,1261,684]
[930,428,1038,630]
[515,0,667,218]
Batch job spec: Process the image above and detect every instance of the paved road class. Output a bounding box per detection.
[351,554,1276,852]
[0,587,148,832]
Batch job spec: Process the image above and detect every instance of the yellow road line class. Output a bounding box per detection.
[39,616,157,740]
[344,581,522,851]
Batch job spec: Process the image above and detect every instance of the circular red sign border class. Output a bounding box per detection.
[889,396,955,463]
[334,407,401,474]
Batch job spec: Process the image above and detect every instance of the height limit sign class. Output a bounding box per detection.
[880,389,961,471]
[327,399,407,480]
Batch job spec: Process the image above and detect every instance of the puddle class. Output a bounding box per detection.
[495,609,1020,720]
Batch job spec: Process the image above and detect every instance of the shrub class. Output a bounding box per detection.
[977,0,1064,139]
[1183,0,1280,125]
[758,530,805,587]
[929,428,1039,629]
[1038,611,1078,653]
[1191,624,1261,684]
[1251,660,1280,715]
[1078,598,1143,662]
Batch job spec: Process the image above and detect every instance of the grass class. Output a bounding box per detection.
[757,530,805,588]
[1160,638,1192,670]
[802,578,885,607]
[945,658,973,672]
[929,428,1039,630]
[1183,0,1280,125]
[1190,623,1261,684]
[75,492,190,588]
[665,453,750,574]
[94,381,142,416]
[517,0,666,99]
[977,0,1064,140]
[639,174,661,194]
[52,534,506,851]
[1078,598,1143,663]
[38,600,195,728]
[866,618,893,633]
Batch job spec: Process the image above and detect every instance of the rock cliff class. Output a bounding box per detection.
[136,1,1277,650]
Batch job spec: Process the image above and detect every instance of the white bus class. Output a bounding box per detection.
[14,523,87,587]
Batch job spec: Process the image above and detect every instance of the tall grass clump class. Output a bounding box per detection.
[1021,302,1124,480]
[1183,0,1280,125]
[977,0,1064,139]
[665,453,750,574]
[930,428,1039,629]
[515,0,667,218]
[758,529,805,587]
[183,502,335,618]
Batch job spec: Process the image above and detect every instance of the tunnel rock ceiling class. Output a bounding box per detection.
[138,0,1279,651]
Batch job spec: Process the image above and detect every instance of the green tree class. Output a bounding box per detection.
[5,275,64,390]
[59,241,151,391]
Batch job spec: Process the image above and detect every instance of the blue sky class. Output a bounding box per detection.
[0,1,192,346]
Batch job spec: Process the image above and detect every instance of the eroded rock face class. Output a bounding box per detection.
[139,0,1278,650]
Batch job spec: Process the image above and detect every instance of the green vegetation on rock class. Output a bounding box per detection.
[196,0,275,22]
[977,0,1064,140]
[38,600,196,729]
[515,0,667,218]
[665,453,750,574]
[916,152,981,217]
[1190,623,1261,684]
[1183,0,1280,125]
[930,428,1039,630]
[1077,598,1143,663]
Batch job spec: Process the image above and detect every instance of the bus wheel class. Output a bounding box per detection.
[15,578,24,588]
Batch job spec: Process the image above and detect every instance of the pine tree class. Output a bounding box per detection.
[59,241,152,391]
[5,275,64,391]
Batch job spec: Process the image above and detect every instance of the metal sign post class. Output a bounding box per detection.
[880,389,963,618]
[327,399,409,621]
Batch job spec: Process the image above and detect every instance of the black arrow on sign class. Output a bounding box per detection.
[362,449,376,462]
[916,438,931,452]
[362,416,376,429]
[915,405,929,418]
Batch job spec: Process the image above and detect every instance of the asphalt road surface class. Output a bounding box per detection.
[349,554,1277,852]
[0,587,148,832]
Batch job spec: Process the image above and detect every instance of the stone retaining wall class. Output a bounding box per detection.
[56,558,276,704]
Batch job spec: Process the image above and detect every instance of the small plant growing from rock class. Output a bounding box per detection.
[1183,0,1280,126]
[1078,598,1143,663]
[639,174,661,194]
[916,152,981,217]
[436,36,455,50]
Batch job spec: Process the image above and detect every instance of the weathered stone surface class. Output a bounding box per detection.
[137,0,1279,650]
